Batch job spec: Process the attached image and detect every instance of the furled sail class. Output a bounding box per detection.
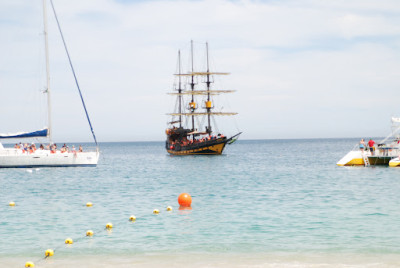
[167,112,238,116]
[0,128,48,139]
[167,90,236,96]
[174,72,230,76]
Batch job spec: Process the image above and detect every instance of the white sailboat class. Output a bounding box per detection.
[0,0,99,168]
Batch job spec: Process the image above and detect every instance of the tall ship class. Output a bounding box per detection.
[0,0,99,167]
[165,41,241,155]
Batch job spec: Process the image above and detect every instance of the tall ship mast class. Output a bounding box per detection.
[166,41,241,155]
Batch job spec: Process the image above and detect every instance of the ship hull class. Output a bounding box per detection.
[166,139,228,155]
[0,149,99,168]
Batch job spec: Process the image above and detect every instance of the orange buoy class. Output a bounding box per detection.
[178,193,192,207]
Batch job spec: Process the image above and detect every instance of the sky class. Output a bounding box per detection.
[1,0,400,142]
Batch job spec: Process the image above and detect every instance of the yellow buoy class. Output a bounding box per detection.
[86,230,94,236]
[45,249,54,257]
[9,201,15,206]
[129,215,136,221]
[106,223,113,229]
[65,238,73,244]
[153,209,160,214]
[25,261,35,267]
[166,206,173,211]
[86,202,93,207]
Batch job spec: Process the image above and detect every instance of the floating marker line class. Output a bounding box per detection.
[22,204,176,267]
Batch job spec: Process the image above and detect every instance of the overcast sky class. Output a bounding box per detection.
[1,0,400,142]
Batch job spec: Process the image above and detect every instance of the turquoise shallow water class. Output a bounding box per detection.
[1,139,400,266]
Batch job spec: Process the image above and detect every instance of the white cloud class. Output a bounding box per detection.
[1,0,400,142]
[336,14,400,39]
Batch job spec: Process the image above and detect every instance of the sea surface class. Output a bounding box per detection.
[2,139,400,267]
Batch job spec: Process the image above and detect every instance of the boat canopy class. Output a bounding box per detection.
[187,131,208,135]
[0,128,49,139]
[392,117,400,123]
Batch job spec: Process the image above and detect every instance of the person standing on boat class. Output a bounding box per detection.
[368,139,375,155]
[359,139,366,152]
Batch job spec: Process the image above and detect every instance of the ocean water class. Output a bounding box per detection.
[2,139,400,267]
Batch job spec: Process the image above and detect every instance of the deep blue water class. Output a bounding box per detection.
[1,139,400,261]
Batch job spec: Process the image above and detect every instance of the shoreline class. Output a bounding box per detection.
[3,252,400,268]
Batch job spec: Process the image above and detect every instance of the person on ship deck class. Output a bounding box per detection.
[368,139,375,156]
[359,139,366,152]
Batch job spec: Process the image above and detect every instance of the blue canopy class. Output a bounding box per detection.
[0,128,49,139]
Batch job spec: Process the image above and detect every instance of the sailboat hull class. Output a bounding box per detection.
[166,139,228,155]
[0,149,99,168]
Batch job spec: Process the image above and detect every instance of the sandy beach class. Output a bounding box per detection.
[3,252,400,268]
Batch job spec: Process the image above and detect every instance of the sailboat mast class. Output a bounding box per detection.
[190,40,195,132]
[43,0,52,143]
[178,50,182,128]
[205,42,211,134]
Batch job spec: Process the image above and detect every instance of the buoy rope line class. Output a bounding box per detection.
[7,197,192,268]
[25,225,108,267]
[20,205,179,268]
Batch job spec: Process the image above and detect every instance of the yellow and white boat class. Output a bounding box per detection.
[337,147,399,166]
[389,157,400,167]
[337,117,400,167]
